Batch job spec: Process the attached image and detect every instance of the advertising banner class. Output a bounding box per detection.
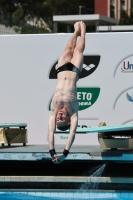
[0,33,133,145]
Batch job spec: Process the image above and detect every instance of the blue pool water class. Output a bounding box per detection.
[0,192,132,200]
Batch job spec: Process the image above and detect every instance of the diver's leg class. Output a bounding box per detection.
[71,21,86,71]
[57,22,80,68]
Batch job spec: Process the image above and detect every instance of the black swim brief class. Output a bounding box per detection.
[56,62,81,77]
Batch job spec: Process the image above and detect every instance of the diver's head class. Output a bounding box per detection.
[56,108,70,131]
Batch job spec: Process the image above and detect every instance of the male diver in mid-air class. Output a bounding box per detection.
[48,21,86,164]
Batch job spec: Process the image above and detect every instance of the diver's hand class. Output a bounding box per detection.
[52,154,58,162]
[53,154,66,164]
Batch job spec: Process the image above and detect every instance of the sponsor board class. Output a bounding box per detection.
[0,33,133,145]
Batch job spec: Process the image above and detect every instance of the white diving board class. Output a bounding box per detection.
[0,123,28,146]
[0,123,27,129]
[55,124,133,134]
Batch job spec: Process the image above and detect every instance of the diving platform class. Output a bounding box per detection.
[0,123,133,162]
[0,145,133,162]
[1,144,133,190]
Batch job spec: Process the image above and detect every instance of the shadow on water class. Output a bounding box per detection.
[79,163,106,190]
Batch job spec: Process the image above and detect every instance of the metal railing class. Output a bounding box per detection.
[0,24,18,35]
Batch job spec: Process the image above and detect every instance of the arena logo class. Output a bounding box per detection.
[49,87,100,111]
[49,55,101,79]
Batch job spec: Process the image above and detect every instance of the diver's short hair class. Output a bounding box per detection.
[57,122,70,131]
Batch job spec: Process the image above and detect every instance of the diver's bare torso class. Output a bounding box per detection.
[51,71,79,116]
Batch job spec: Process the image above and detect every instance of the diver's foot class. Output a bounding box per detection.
[74,21,81,35]
[80,21,86,35]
